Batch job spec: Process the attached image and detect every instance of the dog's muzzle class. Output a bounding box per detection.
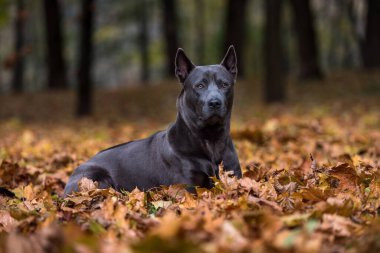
[202,98,226,125]
[208,98,222,110]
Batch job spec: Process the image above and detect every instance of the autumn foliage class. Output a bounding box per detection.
[1,72,380,253]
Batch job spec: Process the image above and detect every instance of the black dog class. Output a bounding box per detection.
[64,46,241,196]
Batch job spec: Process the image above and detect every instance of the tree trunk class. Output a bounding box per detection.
[195,0,205,65]
[138,0,149,83]
[161,0,179,78]
[362,0,380,68]
[224,0,248,76]
[12,0,25,94]
[264,0,285,103]
[76,0,95,117]
[289,0,322,80]
[43,0,67,89]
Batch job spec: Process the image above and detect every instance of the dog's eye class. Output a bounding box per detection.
[221,82,230,88]
[195,83,205,89]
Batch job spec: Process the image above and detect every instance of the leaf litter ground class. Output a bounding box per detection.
[1,71,380,253]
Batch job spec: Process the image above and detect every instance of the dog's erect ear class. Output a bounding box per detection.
[220,45,237,80]
[175,48,195,83]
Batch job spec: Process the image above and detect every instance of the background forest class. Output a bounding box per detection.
[0,0,378,106]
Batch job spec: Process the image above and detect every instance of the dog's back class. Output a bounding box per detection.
[65,130,170,195]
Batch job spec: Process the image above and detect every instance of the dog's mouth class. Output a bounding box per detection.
[204,115,224,125]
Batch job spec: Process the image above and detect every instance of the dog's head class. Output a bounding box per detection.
[175,46,237,129]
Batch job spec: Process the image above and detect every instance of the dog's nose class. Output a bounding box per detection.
[208,99,222,109]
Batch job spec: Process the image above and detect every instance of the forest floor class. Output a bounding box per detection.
[1,70,380,253]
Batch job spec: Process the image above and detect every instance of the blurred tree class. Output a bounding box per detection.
[162,0,179,77]
[43,0,67,89]
[289,0,322,80]
[264,0,285,103]
[12,0,25,94]
[0,0,10,90]
[362,0,380,68]
[195,0,205,65]
[77,0,95,117]
[224,0,248,76]
[0,0,10,27]
[137,0,150,83]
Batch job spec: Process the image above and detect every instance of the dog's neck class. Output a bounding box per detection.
[178,111,230,140]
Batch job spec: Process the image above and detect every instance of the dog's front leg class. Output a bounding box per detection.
[222,140,242,178]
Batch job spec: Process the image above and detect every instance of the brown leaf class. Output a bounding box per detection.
[0,210,18,232]
[329,163,360,193]
[247,195,282,213]
[318,214,360,237]
[78,177,99,192]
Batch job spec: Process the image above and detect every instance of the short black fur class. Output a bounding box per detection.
[64,46,242,195]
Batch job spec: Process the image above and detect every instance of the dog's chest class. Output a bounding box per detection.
[203,140,225,165]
